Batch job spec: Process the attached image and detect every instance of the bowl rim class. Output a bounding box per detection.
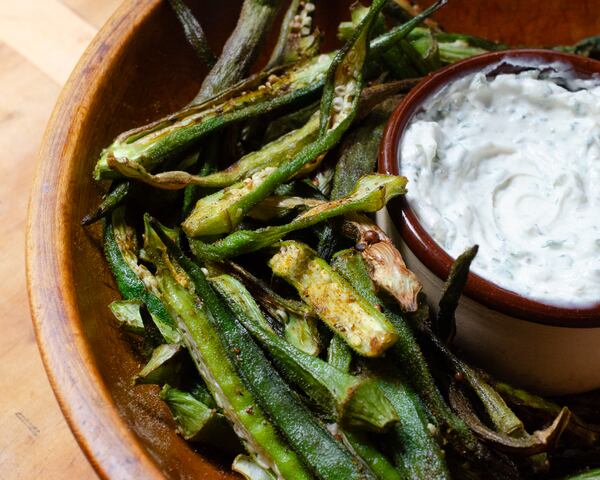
[26,0,167,478]
[379,48,600,328]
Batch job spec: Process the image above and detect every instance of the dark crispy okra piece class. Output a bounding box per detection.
[194,0,283,102]
[168,0,216,68]
[435,245,478,343]
[81,181,130,226]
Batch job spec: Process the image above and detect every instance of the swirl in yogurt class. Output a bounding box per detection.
[400,67,600,306]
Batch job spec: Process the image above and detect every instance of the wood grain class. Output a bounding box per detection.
[0,0,120,478]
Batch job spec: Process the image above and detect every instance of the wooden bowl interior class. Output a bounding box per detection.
[30,1,600,478]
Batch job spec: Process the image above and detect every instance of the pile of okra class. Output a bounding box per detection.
[84,1,600,478]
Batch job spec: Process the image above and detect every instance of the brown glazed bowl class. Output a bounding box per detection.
[380,49,600,395]
[26,1,600,478]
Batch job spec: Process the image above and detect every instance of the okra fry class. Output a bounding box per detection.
[93,1,447,181]
[104,209,180,344]
[108,299,145,335]
[224,261,321,356]
[266,0,320,69]
[168,0,216,68]
[327,335,353,373]
[211,273,398,432]
[194,0,283,102]
[270,241,398,357]
[331,250,450,479]
[188,174,406,256]
[491,379,600,446]
[144,223,312,479]
[149,219,377,480]
[183,1,388,238]
[120,80,416,191]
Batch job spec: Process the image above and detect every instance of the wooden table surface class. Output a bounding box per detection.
[0,1,121,477]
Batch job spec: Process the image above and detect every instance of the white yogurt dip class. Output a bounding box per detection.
[400,64,600,306]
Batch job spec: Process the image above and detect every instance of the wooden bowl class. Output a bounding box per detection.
[26,0,600,478]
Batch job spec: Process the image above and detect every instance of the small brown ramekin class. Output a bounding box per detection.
[379,49,600,328]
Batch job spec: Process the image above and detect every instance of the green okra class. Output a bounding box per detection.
[210,274,273,332]
[168,0,216,68]
[94,55,331,181]
[144,224,312,479]
[330,248,518,478]
[120,112,320,191]
[188,174,406,256]
[327,335,353,373]
[266,0,320,69]
[342,430,403,480]
[184,0,388,238]
[94,0,446,181]
[212,273,398,432]
[226,261,321,356]
[194,0,283,102]
[331,250,449,479]
[232,454,277,480]
[108,299,145,335]
[148,219,377,480]
[403,28,440,72]
[378,376,450,480]
[104,209,180,344]
[160,384,241,451]
[282,312,321,357]
[435,245,478,344]
[81,181,130,226]
[134,343,182,385]
[270,241,398,357]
